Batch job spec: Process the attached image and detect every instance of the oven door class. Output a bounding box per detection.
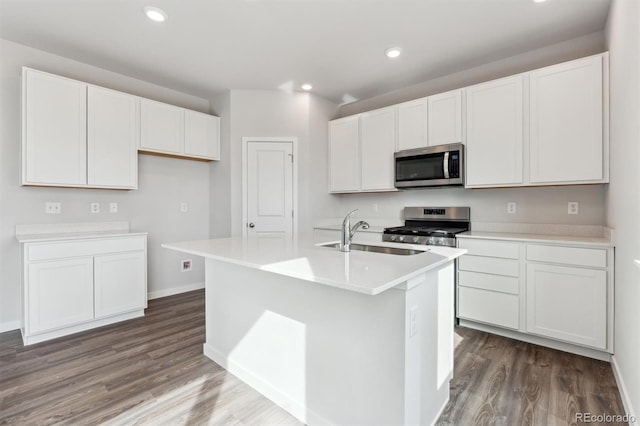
[394,145,463,188]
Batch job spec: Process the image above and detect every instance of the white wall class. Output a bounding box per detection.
[227,90,338,237]
[0,39,211,330]
[605,0,640,417]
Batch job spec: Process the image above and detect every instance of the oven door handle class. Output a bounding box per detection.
[443,152,450,179]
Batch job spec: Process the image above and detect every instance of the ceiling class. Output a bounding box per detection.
[0,0,611,104]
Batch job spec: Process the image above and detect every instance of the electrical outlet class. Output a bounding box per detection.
[507,202,517,214]
[45,202,61,214]
[91,203,100,214]
[109,202,118,213]
[181,259,192,272]
[180,202,188,213]
[568,202,579,215]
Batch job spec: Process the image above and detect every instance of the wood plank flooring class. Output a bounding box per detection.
[0,290,626,425]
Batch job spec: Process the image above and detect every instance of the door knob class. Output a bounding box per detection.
[248,223,255,228]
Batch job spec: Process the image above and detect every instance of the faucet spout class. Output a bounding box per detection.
[340,209,369,252]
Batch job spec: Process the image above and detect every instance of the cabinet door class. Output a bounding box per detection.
[139,98,183,154]
[465,75,523,187]
[328,116,360,192]
[530,55,604,183]
[23,68,87,185]
[94,251,146,319]
[87,86,138,188]
[397,98,428,150]
[27,258,94,334]
[526,263,606,349]
[360,106,397,191]
[184,110,220,160]
[428,89,463,146]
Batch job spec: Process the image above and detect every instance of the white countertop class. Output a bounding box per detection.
[16,230,148,243]
[457,231,613,248]
[162,236,466,296]
[15,221,147,243]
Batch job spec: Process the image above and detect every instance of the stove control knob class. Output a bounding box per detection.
[389,235,397,241]
[398,236,405,242]
[412,236,420,243]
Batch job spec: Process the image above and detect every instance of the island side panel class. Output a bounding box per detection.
[203,258,455,426]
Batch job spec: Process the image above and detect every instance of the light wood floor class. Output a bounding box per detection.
[0,290,626,425]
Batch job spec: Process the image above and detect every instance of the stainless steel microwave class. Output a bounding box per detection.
[394,143,464,188]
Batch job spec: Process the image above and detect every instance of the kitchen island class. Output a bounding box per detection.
[162,236,466,425]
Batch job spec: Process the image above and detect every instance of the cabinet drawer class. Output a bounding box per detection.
[458,286,519,330]
[27,236,146,262]
[458,255,519,277]
[458,270,519,294]
[457,238,519,259]
[526,244,606,268]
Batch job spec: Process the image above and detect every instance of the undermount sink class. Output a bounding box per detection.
[320,242,426,256]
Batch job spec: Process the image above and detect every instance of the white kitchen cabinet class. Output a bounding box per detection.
[360,106,397,191]
[529,55,606,184]
[20,234,147,345]
[427,89,463,146]
[94,251,146,319]
[457,235,614,358]
[329,115,360,192]
[184,109,220,160]
[87,86,138,188]
[397,98,428,150]
[140,98,220,160]
[27,257,94,334]
[140,98,183,155]
[22,68,87,186]
[465,75,524,187]
[526,263,607,349]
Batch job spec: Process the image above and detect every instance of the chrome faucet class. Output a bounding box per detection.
[340,209,370,252]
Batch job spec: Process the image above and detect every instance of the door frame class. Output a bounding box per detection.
[241,137,298,237]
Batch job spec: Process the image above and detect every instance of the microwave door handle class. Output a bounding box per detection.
[443,152,450,179]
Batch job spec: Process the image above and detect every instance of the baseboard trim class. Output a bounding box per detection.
[611,355,637,420]
[0,320,21,333]
[147,282,204,300]
[203,343,332,426]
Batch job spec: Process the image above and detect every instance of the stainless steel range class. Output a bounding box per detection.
[383,207,470,247]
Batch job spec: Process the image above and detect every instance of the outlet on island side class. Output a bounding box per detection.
[181,259,193,272]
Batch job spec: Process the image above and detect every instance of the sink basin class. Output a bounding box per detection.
[320,242,426,256]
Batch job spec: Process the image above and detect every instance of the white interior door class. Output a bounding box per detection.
[246,141,294,237]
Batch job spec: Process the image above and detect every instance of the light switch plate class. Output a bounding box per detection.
[109,202,118,213]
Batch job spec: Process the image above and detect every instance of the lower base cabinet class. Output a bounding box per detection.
[457,237,613,356]
[21,234,147,345]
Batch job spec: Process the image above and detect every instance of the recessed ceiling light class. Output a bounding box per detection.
[144,6,168,22]
[532,0,548,3]
[385,47,402,59]
[301,83,313,91]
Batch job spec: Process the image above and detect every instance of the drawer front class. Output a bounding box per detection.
[458,270,519,294]
[458,255,519,277]
[526,244,607,268]
[27,236,146,262]
[457,238,519,259]
[458,286,519,330]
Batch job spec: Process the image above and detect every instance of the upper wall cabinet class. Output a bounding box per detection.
[22,68,88,186]
[529,55,606,184]
[22,68,137,189]
[329,115,360,192]
[465,75,524,187]
[396,89,463,151]
[360,106,397,191]
[328,107,397,193]
[140,99,220,161]
[465,53,608,188]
